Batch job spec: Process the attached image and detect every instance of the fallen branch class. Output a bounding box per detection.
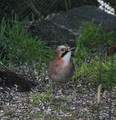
[0,62,35,91]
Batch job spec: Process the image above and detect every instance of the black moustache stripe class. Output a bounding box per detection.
[61,51,68,57]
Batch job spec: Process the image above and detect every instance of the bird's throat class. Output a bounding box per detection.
[62,51,71,65]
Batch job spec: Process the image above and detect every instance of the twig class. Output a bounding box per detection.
[97,84,102,104]
[0,62,11,71]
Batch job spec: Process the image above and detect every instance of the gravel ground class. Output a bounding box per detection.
[0,64,116,120]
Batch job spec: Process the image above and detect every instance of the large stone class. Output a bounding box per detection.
[50,5,116,31]
[28,20,76,46]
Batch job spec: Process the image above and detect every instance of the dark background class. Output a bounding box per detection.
[0,0,115,21]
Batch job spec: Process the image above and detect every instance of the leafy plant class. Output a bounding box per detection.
[73,21,116,89]
[65,0,71,10]
[0,16,53,64]
[74,21,113,51]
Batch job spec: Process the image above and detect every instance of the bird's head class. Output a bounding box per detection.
[54,45,75,64]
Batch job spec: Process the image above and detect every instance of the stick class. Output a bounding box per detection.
[97,84,102,104]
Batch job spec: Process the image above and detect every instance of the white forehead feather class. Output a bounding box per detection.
[58,45,66,49]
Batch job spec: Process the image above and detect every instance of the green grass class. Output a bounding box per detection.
[72,21,116,89]
[0,16,54,65]
[73,21,113,52]
[65,0,71,10]
[29,89,66,107]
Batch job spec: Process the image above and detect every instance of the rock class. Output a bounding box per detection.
[28,20,76,46]
[50,5,116,31]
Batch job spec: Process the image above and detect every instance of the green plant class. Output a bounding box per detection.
[29,81,66,106]
[29,91,53,106]
[74,55,116,88]
[65,0,71,10]
[74,21,113,51]
[73,21,116,89]
[0,16,53,64]
[29,90,66,106]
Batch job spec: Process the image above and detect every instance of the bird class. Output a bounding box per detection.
[48,45,75,84]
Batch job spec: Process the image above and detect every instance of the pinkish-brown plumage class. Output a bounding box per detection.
[48,45,75,84]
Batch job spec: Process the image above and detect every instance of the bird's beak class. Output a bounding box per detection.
[68,47,75,52]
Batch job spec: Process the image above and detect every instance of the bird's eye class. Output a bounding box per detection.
[61,48,65,52]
